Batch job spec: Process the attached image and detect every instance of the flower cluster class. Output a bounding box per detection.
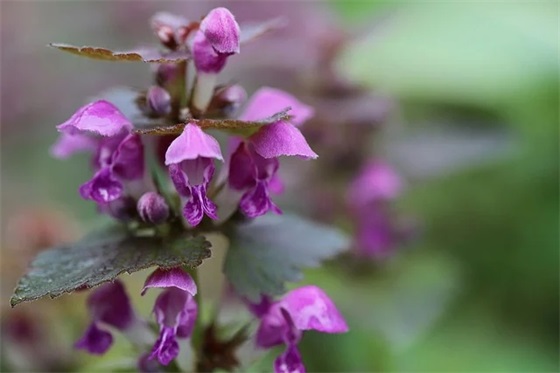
[52,8,317,227]
[48,7,347,373]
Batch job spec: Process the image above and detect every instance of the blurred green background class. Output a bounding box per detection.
[1,1,558,372]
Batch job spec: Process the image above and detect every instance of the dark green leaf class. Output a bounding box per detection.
[224,214,349,301]
[133,108,291,136]
[10,226,211,307]
[49,43,190,63]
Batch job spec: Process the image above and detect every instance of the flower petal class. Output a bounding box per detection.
[240,88,314,126]
[142,268,197,296]
[57,100,132,137]
[75,323,113,355]
[280,286,348,334]
[228,142,257,190]
[176,295,198,338]
[168,164,191,197]
[274,344,306,373]
[149,326,179,365]
[183,184,218,226]
[200,7,240,54]
[247,295,274,318]
[192,32,229,74]
[165,123,223,165]
[250,122,318,159]
[240,181,282,218]
[50,132,97,159]
[347,161,402,207]
[148,288,198,365]
[111,134,145,180]
[79,168,123,203]
[88,280,135,330]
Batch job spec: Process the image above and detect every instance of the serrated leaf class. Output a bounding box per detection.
[240,18,286,44]
[224,214,349,301]
[49,43,190,63]
[10,226,211,307]
[133,108,291,136]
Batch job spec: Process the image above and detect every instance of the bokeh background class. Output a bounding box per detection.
[1,1,558,372]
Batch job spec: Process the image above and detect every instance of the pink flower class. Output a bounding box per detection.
[75,281,138,355]
[249,286,348,373]
[228,88,316,217]
[142,268,198,366]
[53,101,145,205]
[165,123,223,226]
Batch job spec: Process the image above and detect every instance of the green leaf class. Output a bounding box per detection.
[49,43,190,63]
[10,226,211,307]
[133,108,292,137]
[224,214,349,301]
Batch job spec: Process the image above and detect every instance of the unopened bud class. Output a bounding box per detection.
[156,25,178,50]
[219,84,247,107]
[137,192,169,225]
[147,86,171,116]
[209,84,247,116]
[156,64,179,87]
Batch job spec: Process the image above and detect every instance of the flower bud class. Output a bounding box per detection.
[191,8,241,113]
[199,7,240,55]
[147,86,171,116]
[137,192,169,225]
[155,64,179,87]
[155,25,178,50]
[209,84,247,116]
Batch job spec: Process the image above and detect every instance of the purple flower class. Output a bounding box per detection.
[241,87,317,160]
[250,286,348,373]
[79,133,145,203]
[228,88,316,217]
[75,280,136,355]
[165,123,223,226]
[347,160,403,208]
[53,101,145,204]
[228,141,281,218]
[347,160,404,258]
[142,268,198,366]
[191,7,240,112]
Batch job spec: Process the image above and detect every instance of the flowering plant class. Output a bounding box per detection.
[10,8,349,372]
